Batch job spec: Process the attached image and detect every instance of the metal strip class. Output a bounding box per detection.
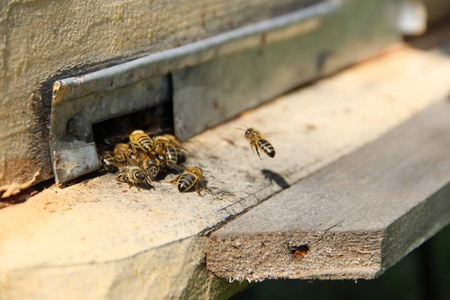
[50,76,170,183]
[52,1,338,104]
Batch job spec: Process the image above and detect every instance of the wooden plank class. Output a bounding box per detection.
[1,42,450,298]
[206,99,450,281]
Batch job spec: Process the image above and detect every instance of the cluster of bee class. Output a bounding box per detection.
[100,127,275,196]
[101,130,207,195]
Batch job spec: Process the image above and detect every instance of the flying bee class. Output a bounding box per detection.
[239,127,275,159]
[129,148,161,180]
[171,167,208,196]
[129,130,154,153]
[116,166,153,190]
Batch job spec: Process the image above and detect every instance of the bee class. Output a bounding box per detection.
[171,167,207,196]
[100,143,136,171]
[100,152,120,171]
[129,148,161,180]
[157,134,185,149]
[163,145,180,168]
[129,130,154,153]
[112,143,135,164]
[153,135,186,169]
[242,127,275,159]
[116,166,153,190]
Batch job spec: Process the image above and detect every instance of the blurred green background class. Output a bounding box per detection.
[231,225,450,300]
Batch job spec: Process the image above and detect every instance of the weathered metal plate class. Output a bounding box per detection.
[49,76,171,183]
[173,0,401,140]
[53,144,101,182]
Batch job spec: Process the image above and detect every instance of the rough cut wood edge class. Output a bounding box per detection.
[206,99,450,281]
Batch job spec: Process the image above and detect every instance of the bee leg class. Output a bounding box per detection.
[194,183,203,196]
[170,174,182,184]
[200,180,211,193]
[145,178,154,188]
[254,145,262,160]
[127,182,140,192]
[129,143,139,153]
[250,141,256,154]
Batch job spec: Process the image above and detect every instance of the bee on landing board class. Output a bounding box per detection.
[171,167,208,196]
[239,127,276,159]
[129,130,154,153]
[128,149,162,181]
[116,166,153,191]
[100,143,136,171]
[153,135,186,170]
[112,143,136,164]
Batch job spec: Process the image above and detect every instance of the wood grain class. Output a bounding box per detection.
[206,99,450,281]
[1,41,450,298]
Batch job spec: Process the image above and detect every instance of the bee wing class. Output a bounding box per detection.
[147,128,165,138]
[262,131,280,138]
[170,164,187,172]
[104,134,130,145]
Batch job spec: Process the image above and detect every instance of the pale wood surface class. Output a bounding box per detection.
[1,43,450,298]
[206,99,450,281]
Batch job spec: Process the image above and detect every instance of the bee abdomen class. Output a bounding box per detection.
[178,173,196,192]
[137,136,153,152]
[258,139,275,158]
[165,145,179,167]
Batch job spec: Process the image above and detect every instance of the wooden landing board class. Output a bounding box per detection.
[206,99,450,281]
[2,42,450,299]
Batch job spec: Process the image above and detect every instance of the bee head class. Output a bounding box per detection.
[244,128,254,138]
[135,171,146,182]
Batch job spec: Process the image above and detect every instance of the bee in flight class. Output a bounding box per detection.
[116,166,153,191]
[171,167,208,196]
[238,127,275,159]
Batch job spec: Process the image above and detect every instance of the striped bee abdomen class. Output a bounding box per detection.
[165,145,179,167]
[130,130,153,152]
[178,173,196,192]
[258,139,276,158]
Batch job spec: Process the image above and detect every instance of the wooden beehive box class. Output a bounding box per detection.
[1,0,450,298]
